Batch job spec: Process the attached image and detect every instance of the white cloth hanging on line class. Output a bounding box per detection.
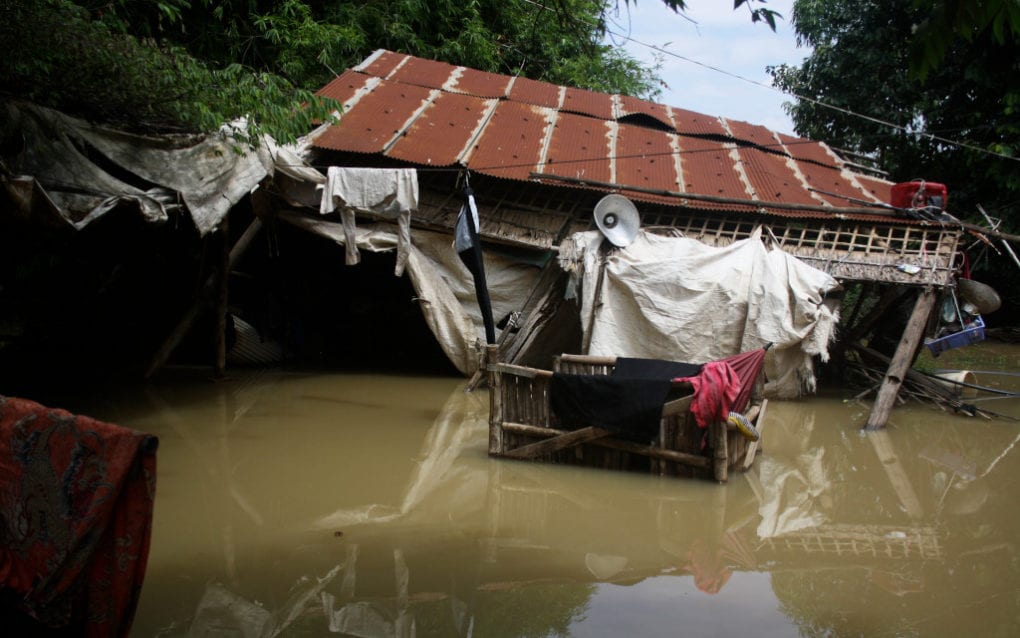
[319,167,418,275]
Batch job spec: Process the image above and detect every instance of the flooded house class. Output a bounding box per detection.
[0,49,992,427]
[2,49,1019,637]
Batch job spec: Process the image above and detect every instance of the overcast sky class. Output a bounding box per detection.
[604,0,807,135]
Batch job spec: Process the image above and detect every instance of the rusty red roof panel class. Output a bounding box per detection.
[387,91,491,167]
[315,70,373,105]
[314,79,433,154]
[451,67,512,98]
[508,76,562,109]
[562,86,614,120]
[776,132,840,167]
[388,56,459,91]
[541,111,613,185]
[855,174,894,204]
[618,95,674,130]
[678,136,749,199]
[796,162,880,208]
[615,123,680,191]
[738,147,825,206]
[725,119,781,151]
[311,51,914,223]
[356,50,408,79]
[671,107,727,137]
[464,101,549,180]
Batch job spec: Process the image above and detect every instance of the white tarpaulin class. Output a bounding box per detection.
[3,102,284,235]
[278,211,539,375]
[559,228,841,397]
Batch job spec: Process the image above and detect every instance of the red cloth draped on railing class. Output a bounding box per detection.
[675,347,768,429]
[0,395,157,638]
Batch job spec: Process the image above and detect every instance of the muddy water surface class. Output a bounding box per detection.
[60,345,1020,637]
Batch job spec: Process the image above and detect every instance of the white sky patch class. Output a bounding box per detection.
[604,0,810,135]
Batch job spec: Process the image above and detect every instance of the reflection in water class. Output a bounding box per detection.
[48,356,1020,637]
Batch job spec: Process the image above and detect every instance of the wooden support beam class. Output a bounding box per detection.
[144,217,263,379]
[500,422,712,468]
[864,287,937,429]
[503,426,612,460]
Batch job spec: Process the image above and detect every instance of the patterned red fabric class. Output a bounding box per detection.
[0,395,157,637]
[675,347,767,428]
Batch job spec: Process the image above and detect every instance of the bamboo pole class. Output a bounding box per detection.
[864,287,938,429]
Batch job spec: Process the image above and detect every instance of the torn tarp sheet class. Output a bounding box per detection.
[559,228,840,398]
[3,102,279,235]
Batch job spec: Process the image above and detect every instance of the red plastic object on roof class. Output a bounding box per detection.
[890,180,948,210]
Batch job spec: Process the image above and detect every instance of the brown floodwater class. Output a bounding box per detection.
[45,344,1020,637]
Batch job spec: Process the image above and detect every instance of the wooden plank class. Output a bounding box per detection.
[500,422,712,468]
[503,426,612,460]
[865,287,937,429]
[661,394,694,417]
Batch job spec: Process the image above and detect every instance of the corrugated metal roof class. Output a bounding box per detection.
[313,49,899,221]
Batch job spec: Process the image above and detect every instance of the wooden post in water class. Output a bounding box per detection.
[712,421,729,483]
[213,213,230,378]
[865,286,937,430]
[487,344,503,456]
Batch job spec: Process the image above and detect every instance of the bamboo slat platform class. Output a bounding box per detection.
[485,346,766,483]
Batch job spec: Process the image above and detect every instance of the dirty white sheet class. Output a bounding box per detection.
[559,228,841,397]
[4,102,277,235]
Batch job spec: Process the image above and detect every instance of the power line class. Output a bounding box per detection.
[606,29,1019,164]
[520,0,1017,165]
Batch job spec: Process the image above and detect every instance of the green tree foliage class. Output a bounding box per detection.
[769,0,1019,222]
[0,0,340,146]
[1,0,782,146]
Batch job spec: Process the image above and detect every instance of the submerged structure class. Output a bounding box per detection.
[0,49,990,429]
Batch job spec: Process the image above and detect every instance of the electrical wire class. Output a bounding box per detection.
[519,0,1018,165]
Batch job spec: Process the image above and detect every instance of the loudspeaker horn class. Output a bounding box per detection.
[593,194,640,247]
